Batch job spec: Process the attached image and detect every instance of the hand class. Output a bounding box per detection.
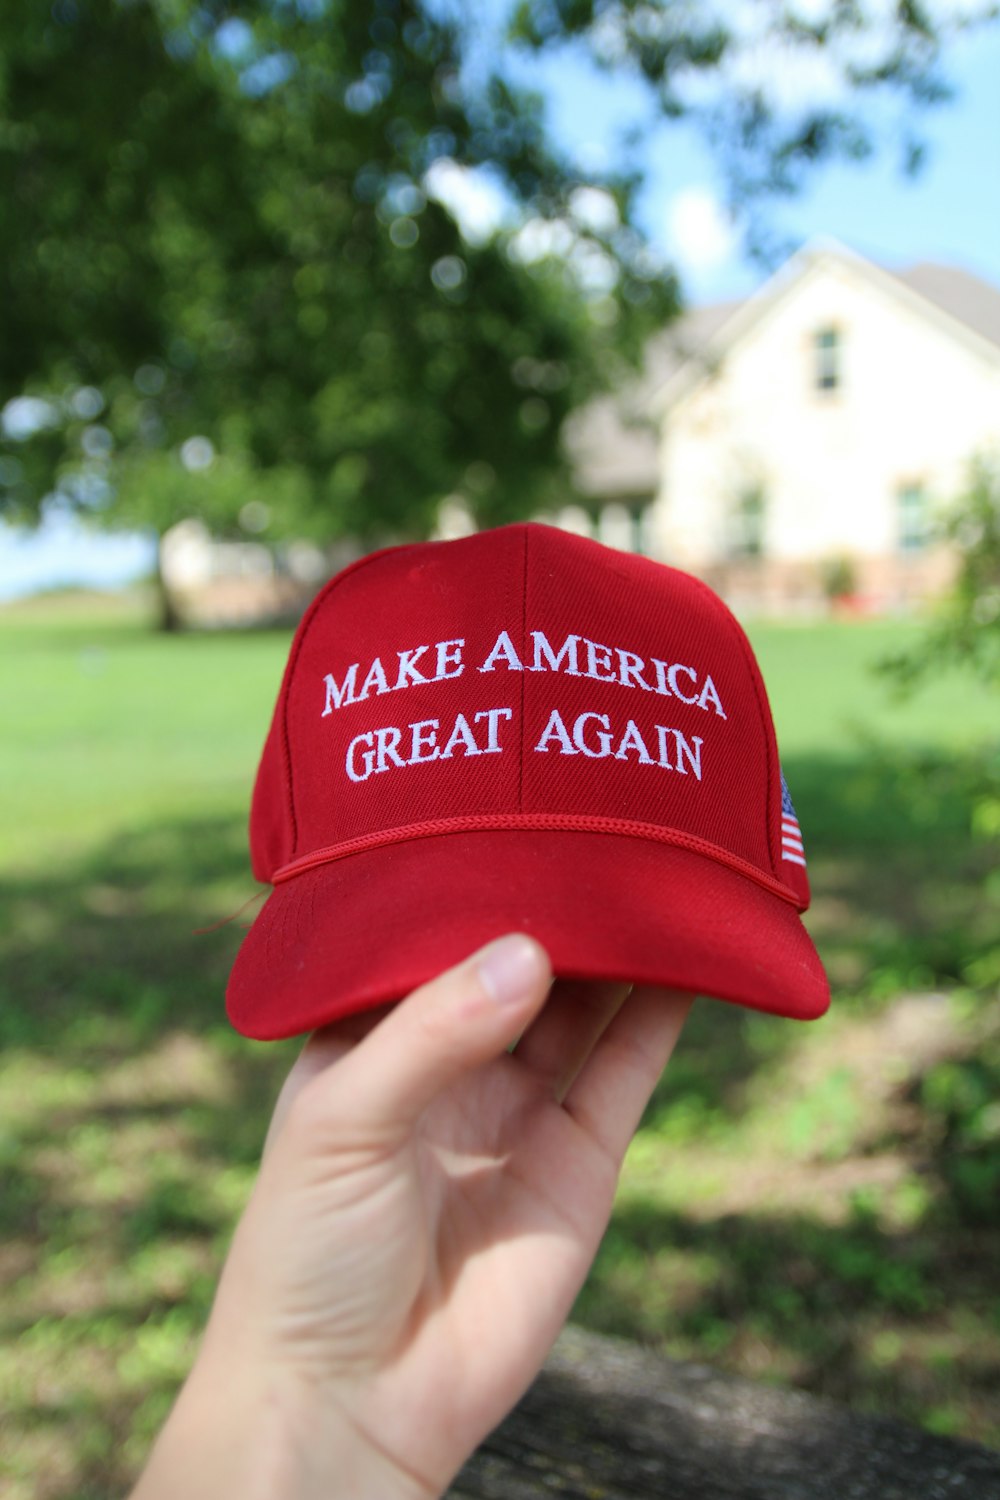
[132,933,692,1500]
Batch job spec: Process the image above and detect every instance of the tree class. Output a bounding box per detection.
[878,453,1000,929]
[882,452,1000,688]
[509,0,996,262]
[1,0,995,623]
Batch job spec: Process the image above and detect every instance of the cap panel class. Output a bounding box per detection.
[249,710,293,882]
[249,539,424,880]
[520,525,772,873]
[283,527,525,856]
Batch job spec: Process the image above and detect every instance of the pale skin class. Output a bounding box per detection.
[129,932,693,1500]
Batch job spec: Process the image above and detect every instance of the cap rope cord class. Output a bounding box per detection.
[271,809,806,908]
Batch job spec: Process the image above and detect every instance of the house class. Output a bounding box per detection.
[158,518,361,627]
[561,238,1000,613]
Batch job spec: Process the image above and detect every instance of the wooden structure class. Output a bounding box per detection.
[451,1326,1000,1499]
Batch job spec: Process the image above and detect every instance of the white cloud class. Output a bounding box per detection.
[423,159,510,245]
[568,186,620,235]
[508,212,619,293]
[785,0,834,21]
[180,436,215,472]
[508,216,576,263]
[666,187,737,274]
[723,40,845,111]
[669,0,997,114]
[2,396,60,441]
[568,238,619,293]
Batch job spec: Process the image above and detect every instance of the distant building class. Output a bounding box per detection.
[159,519,359,628]
[562,238,1000,613]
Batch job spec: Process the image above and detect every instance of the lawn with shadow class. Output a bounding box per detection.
[1,595,997,1497]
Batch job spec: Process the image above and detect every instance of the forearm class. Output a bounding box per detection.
[128,1344,434,1500]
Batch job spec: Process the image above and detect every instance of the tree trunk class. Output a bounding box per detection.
[154,532,183,633]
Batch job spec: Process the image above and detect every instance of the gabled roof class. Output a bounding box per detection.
[648,237,1000,415]
[892,260,1000,351]
[563,300,742,498]
[565,237,1000,500]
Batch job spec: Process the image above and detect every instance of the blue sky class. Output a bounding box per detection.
[2,11,998,601]
[507,8,1000,304]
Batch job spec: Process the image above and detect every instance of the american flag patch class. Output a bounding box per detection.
[780,771,806,867]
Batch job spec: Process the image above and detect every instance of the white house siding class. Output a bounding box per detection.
[643,247,1000,608]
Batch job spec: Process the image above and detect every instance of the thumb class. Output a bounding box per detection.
[292,933,553,1147]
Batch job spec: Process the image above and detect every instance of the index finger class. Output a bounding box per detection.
[560,986,694,1166]
[261,1000,395,1163]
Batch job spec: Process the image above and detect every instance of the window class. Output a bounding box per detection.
[597,502,633,553]
[597,501,651,555]
[898,482,929,553]
[813,325,841,393]
[730,483,766,559]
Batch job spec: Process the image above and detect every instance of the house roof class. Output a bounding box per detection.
[564,301,741,499]
[565,238,1000,501]
[892,261,1000,352]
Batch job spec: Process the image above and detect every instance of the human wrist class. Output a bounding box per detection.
[129,1343,436,1500]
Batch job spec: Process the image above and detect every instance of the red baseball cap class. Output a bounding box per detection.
[226,521,829,1039]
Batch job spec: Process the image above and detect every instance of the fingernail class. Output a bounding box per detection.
[477,935,547,1006]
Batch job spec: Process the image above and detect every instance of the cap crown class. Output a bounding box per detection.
[250,522,809,910]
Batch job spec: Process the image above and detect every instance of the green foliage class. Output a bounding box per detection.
[0,0,674,547]
[876,458,1000,995]
[3,0,995,557]
[509,0,986,260]
[784,1065,861,1162]
[920,1031,1000,1227]
[819,553,858,601]
[882,453,1000,689]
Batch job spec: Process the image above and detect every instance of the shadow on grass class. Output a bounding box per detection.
[1,738,994,1167]
[1,739,997,1494]
[787,742,998,1001]
[1,737,994,1149]
[1,734,994,1013]
[0,811,258,1045]
[573,1196,1000,1438]
[637,740,996,1134]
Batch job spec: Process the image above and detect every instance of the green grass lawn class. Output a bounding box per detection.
[2,590,999,1498]
[2,596,996,869]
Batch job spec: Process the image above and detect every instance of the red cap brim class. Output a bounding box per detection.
[225,828,829,1040]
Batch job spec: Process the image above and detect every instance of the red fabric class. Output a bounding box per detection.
[272,812,801,903]
[227,521,829,1038]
